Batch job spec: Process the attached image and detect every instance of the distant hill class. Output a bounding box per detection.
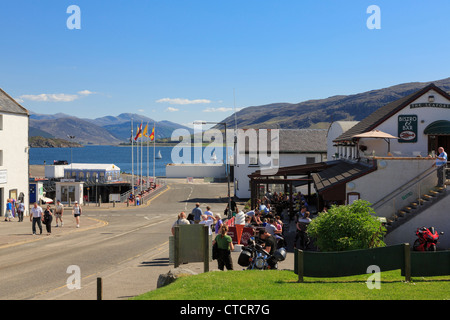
[219,77,450,129]
[29,112,193,145]
[30,116,124,145]
[29,136,83,148]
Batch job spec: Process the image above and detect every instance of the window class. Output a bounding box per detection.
[347,192,360,205]
[0,150,3,166]
[0,115,3,130]
[306,157,316,164]
[61,186,75,203]
[249,155,258,166]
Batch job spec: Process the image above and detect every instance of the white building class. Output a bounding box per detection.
[313,83,450,220]
[326,121,359,160]
[0,88,29,216]
[63,163,121,183]
[234,129,327,199]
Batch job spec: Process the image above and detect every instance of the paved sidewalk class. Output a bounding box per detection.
[1,212,296,300]
[30,243,296,300]
[0,212,107,250]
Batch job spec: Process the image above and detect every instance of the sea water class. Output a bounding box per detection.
[29,145,232,177]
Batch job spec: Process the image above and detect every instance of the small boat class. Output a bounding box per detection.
[155,150,162,159]
[211,151,217,161]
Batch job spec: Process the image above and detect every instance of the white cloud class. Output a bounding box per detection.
[78,90,95,96]
[203,107,242,113]
[19,93,79,102]
[156,98,211,105]
[18,90,96,103]
[166,107,179,112]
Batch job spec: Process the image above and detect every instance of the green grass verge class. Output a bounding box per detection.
[132,270,450,300]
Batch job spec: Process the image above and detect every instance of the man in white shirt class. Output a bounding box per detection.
[199,214,215,236]
[30,202,43,235]
[434,147,448,187]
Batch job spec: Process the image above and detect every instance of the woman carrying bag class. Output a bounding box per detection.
[43,205,53,235]
[212,224,234,271]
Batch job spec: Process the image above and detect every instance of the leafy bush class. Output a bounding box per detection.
[307,200,386,252]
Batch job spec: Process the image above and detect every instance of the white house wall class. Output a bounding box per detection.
[327,121,358,159]
[0,112,29,215]
[347,158,435,218]
[361,89,450,157]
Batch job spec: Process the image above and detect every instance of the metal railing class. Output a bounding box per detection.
[372,162,448,218]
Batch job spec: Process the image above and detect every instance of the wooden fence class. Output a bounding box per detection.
[295,244,450,282]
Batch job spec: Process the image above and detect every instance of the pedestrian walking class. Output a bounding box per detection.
[5,199,13,221]
[54,200,64,227]
[212,224,234,271]
[30,202,43,235]
[191,202,202,224]
[17,201,25,222]
[73,201,81,228]
[43,205,53,235]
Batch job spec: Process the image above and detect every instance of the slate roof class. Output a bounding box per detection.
[333,83,450,142]
[312,160,377,192]
[0,88,29,115]
[238,129,327,154]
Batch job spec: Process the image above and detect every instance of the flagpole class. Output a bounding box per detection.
[131,119,134,200]
[153,122,156,181]
[140,121,143,194]
[137,124,140,193]
[147,122,149,189]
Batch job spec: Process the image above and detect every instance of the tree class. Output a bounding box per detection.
[307,200,386,252]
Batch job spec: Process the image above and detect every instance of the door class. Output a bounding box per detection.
[428,135,450,155]
[29,184,36,203]
[0,188,3,217]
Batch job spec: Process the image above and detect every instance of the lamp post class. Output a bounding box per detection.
[67,135,76,175]
[194,121,232,219]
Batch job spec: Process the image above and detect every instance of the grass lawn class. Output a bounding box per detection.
[132,270,450,300]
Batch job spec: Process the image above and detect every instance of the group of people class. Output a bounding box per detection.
[4,198,25,222]
[16,200,82,235]
[171,203,224,237]
[171,203,235,271]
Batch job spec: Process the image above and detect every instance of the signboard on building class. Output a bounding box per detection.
[398,115,418,143]
[0,170,7,184]
[410,103,450,109]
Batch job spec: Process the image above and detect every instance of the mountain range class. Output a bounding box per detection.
[29,113,193,145]
[29,77,450,145]
[219,77,450,130]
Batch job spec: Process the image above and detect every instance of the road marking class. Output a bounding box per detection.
[0,217,108,250]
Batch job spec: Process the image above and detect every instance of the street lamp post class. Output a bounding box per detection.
[194,121,232,219]
[67,135,76,175]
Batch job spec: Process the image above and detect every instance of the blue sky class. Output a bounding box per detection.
[1,0,450,128]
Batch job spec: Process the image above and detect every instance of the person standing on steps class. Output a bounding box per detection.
[434,147,448,187]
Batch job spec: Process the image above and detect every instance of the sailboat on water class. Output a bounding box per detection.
[155,150,162,159]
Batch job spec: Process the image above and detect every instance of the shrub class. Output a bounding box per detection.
[307,200,386,252]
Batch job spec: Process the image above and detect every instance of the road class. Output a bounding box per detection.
[0,181,230,300]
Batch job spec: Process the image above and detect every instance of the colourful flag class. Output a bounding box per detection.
[134,123,142,141]
[149,126,155,141]
[142,124,148,138]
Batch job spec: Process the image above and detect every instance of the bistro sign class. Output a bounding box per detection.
[410,103,450,109]
[398,115,418,143]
